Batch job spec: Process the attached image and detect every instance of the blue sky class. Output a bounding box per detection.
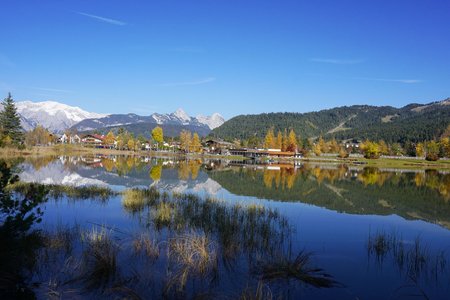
[1,0,449,119]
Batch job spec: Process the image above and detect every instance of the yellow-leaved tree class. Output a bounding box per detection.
[152,126,164,151]
[264,128,275,149]
[180,130,191,153]
[190,133,202,153]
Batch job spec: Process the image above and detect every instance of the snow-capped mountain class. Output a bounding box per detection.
[16,101,107,133]
[172,108,191,124]
[3,99,225,134]
[151,108,224,129]
[195,113,225,130]
[73,114,154,132]
[73,108,225,132]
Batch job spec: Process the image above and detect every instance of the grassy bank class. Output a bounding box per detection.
[0,145,448,170]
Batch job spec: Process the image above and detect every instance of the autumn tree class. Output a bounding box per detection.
[152,126,164,151]
[318,136,327,153]
[425,140,440,161]
[275,131,282,149]
[313,143,322,156]
[281,129,288,151]
[25,125,52,146]
[127,137,136,151]
[439,137,450,158]
[416,142,425,157]
[0,93,23,145]
[264,128,275,149]
[104,131,115,147]
[286,129,297,152]
[329,138,340,153]
[378,140,389,155]
[361,140,380,159]
[190,132,202,153]
[180,130,192,153]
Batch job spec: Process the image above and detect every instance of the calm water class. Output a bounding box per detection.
[4,155,450,299]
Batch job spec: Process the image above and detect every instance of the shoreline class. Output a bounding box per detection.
[1,145,449,171]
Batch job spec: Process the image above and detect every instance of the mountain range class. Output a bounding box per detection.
[212,98,450,143]
[4,98,450,143]
[11,100,225,136]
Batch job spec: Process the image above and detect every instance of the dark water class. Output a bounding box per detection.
[2,155,450,299]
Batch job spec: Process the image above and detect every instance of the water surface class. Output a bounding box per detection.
[4,155,450,299]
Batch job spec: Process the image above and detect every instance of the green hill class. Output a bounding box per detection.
[212,98,450,143]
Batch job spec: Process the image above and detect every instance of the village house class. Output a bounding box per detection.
[204,138,235,154]
[81,134,105,146]
[59,133,81,144]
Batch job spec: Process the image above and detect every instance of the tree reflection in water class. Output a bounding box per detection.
[0,159,48,299]
[4,178,341,299]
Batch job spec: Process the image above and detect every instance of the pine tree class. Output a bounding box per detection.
[0,93,23,145]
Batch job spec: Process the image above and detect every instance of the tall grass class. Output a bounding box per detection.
[367,231,448,284]
[122,187,159,213]
[166,231,218,292]
[133,233,159,260]
[254,251,341,288]
[80,227,118,291]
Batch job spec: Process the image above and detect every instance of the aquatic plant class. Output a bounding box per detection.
[166,231,218,292]
[133,233,160,260]
[122,187,159,213]
[239,281,273,300]
[80,227,119,291]
[253,251,341,288]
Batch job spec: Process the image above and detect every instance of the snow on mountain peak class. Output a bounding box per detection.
[16,100,107,133]
[173,108,191,123]
[195,113,225,129]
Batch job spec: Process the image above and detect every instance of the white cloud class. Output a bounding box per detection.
[355,77,422,84]
[310,58,364,65]
[76,12,126,26]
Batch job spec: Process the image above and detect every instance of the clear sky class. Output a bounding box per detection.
[1,0,449,119]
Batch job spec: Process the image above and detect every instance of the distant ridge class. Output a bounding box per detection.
[212,98,450,143]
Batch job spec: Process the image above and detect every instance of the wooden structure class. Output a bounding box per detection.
[204,139,235,154]
[229,148,301,158]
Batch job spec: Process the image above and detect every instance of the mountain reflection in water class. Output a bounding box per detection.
[5,155,450,299]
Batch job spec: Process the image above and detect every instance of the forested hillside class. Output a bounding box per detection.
[212,98,450,143]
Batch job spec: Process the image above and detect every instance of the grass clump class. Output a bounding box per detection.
[166,232,218,292]
[153,201,175,228]
[122,187,159,213]
[80,227,118,291]
[169,232,217,274]
[133,233,159,260]
[254,251,341,288]
[239,281,273,300]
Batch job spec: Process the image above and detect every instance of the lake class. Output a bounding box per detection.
[2,155,450,299]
